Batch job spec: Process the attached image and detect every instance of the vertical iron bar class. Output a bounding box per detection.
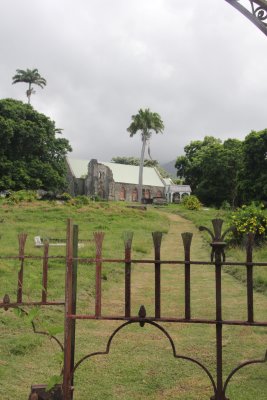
[63,219,74,400]
[213,241,226,400]
[17,233,27,303]
[94,232,105,317]
[246,232,254,323]
[152,232,162,319]
[215,260,223,400]
[182,232,193,320]
[70,225,78,399]
[42,241,49,303]
[123,232,133,318]
[211,220,226,400]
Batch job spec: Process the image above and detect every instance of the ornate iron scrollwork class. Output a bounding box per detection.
[225,0,267,36]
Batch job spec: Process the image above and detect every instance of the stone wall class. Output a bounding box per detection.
[111,182,164,202]
[66,161,84,196]
[85,160,114,200]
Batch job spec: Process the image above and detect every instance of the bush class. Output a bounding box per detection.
[230,203,267,245]
[71,195,90,206]
[182,195,201,210]
[4,190,37,204]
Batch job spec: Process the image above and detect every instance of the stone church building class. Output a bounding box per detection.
[66,158,166,201]
[66,158,191,202]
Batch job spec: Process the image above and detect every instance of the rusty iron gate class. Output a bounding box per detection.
[0,218,267,400]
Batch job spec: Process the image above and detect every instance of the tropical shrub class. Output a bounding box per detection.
[182,195,201,210]
[230,203,267,244]
[71,195,90,206]
[5,190,37,204]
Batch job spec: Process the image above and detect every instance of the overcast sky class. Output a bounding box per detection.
[1,0,267,163]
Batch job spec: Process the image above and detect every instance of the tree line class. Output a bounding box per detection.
[0,98,71,192]
[175,131,267,207]
[3,66,266,207]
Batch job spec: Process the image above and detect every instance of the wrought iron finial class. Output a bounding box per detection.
[199,219,233,262]
[152,232,163,249]
[123,231,134,251]
[181,232,193,251]
[138,305,146,327]
[18,232,27,254]
[93,232,105,255]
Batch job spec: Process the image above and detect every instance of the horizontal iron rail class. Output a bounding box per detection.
[66,315,267,326]
[0,255,66,260]
[68,258,267,267]
[0,301,65,308]
[1,256,267,267]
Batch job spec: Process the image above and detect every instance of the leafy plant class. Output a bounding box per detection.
[230,203,267,244]
[5,190,37,204]
[68,195,91,206]
[182,195,201,210]
[57,192,72,201]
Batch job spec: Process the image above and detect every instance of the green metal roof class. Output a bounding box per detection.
[67,158,164,187]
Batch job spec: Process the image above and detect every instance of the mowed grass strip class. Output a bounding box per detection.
[0,201,267,399]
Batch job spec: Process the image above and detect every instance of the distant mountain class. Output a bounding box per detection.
[161,160,177,177]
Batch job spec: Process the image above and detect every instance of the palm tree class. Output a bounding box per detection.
[12,68,47,104]
[127,108,164,202]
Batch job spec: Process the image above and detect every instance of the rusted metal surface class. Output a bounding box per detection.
[17,232,27,303]
[63,219,74,400]
[182,232,193,319]
[42,241,49,303]
[123,231,133,318]
[152,231,162,318]
[70,225,79,398]
[246,232,254,322]
[93,231,105,318]
[1,218,267,399]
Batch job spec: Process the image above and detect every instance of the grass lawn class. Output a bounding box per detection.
[165,204,267,295]
[0,200,267,399]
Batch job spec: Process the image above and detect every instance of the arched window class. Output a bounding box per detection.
[145,189,151,199]
[173,192,180,203]
[156,190,162,198]
[98,188,104,199]
[132,188,138,202]
[120,186,126,201]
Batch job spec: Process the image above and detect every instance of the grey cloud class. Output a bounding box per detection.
[1,0,267,163]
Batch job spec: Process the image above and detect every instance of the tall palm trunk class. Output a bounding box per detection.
[26,83,32,104]
[138,136,146,202]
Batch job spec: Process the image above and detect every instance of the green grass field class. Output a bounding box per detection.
[0,200,267,399]
[165,204,267,295]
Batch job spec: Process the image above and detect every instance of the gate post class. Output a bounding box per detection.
[210,219,228,400]
[63,220,78,400]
